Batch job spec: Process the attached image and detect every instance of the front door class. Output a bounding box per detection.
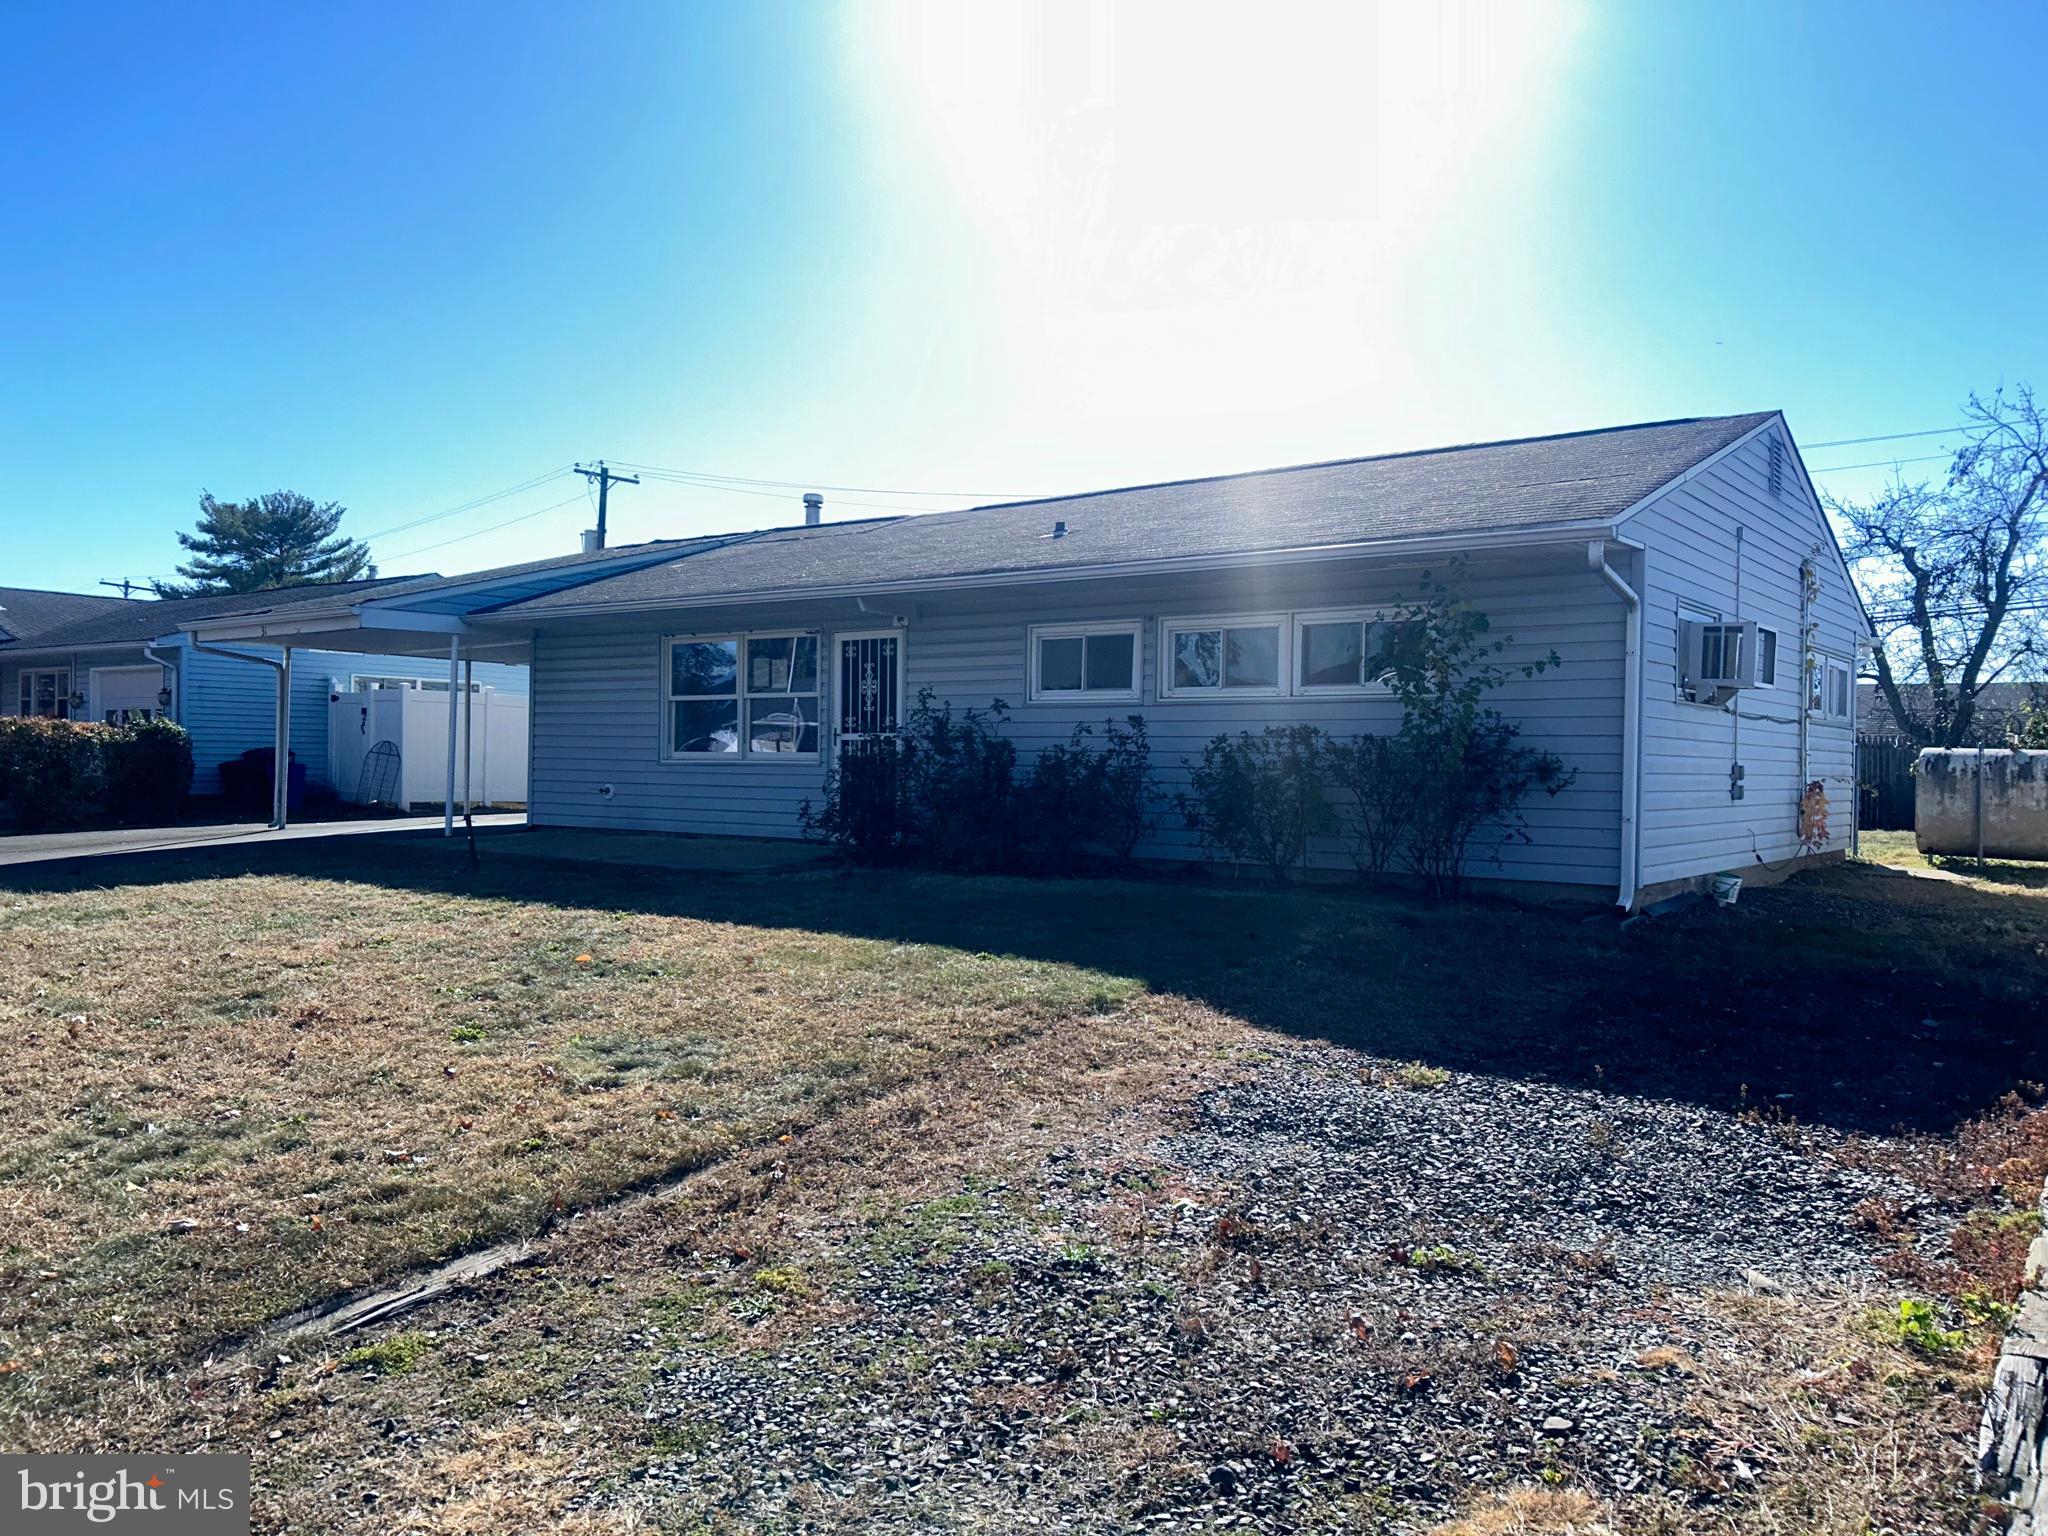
[835,632,902,750]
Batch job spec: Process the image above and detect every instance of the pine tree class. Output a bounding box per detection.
[154,491,376,598]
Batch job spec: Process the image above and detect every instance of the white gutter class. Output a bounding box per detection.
[1589,539,1644,910]
[467,520,1623,626]
[186,638,293,830]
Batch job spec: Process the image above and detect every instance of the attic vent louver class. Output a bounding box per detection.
[1766,434,1785,498]
[1045,520,1068,539]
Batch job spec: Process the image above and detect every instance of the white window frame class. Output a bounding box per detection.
[1675,601,1722,707]
[660,630,822,763]
[1291,609,1416,697]
[17,667,72,719]
[1157,613,1290,700]
[1026,621,1141,704]
[1811,652,1852,722]
[1754,626,1781,688]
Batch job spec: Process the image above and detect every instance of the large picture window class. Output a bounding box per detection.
[1159,616,1285,697]
[1028,622,1139,703]
[664,633,819,758]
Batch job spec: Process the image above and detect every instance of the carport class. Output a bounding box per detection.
[178,602,532,834]
[173,540,697,832]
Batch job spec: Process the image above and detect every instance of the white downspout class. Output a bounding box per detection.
[444,636,460,836]
[1590,541,1643,910]
[141,643,179,722]
[185,638,292,830]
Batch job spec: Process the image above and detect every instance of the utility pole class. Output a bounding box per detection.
[99,578,145,599]
[572,461,640,550]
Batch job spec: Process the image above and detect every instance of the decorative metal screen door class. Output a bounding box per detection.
[835,632,902,749]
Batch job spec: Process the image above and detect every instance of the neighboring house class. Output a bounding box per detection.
[178,412,1870,908]
[1856,681,2044,743]
[0,580,528,796]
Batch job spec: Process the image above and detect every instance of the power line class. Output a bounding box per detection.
[1809,451,1953,475]
[626,468,978,514]
[1804,426,1968,450]
[356,466,575,541]
[380,492,594,563]
[608,459,1041,501]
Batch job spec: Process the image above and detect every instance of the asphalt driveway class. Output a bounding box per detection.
[0,812,526,871]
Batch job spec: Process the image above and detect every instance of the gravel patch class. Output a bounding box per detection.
[613,1042,1942,1533]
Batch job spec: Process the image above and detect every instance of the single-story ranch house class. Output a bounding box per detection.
[0,580,527,797]
[174,412,1871,907]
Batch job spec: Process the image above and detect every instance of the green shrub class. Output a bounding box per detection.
[0,717,111,828]
[1327,731,1422,876]
[1016,715,1154,872]
[897,691,1019,872]
[102,718,194,824]
[1403,715,1575,898]
[801,735,910,863]
[1340,562,1574,897]
[805,692,1156,874]
[1180,724,1336,881]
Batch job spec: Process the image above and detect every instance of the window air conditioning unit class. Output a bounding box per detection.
[1680,619,1760,706]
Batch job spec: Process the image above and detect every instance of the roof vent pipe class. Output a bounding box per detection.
[580,529,601,554]
[803,492,823,527]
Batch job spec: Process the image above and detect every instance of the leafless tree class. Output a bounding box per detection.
[1830,386,2048,747]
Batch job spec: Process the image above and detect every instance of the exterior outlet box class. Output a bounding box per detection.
[1680,619,1761,706]
[1729,762,1745,801]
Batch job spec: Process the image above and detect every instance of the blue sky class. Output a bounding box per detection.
[4,1,2043,595]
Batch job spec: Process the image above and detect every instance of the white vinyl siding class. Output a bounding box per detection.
[1619,424,1865,888]
[526,560,1626,889]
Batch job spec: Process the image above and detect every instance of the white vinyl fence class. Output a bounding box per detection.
[328,687,529,810]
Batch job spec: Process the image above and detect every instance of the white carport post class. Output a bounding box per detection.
[462,656,475,813]
[443,635,461,836]
[271,645,293,830]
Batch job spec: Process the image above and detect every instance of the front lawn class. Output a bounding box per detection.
[3,839,2044,1533]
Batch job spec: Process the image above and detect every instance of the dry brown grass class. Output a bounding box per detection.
[1430,1487,1616,1535]
[0,862,1143,1443]
[1632,1289,1992,1536]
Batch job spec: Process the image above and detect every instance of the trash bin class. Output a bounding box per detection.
[220,748,304,816]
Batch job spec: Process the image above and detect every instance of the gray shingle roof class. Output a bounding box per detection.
[0,586,130,644]
[2,577,420,651]
[485,413,1775,616]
